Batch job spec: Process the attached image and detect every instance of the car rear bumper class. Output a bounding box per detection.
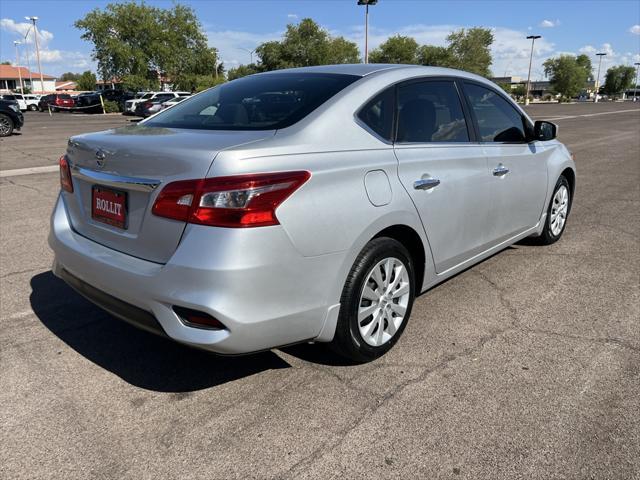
[48,194,344,354]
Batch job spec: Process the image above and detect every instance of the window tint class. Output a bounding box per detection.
[58,94,72,99]
[464,83,526,142]
[396,81,469,143]
[357,87,394,141]
[146,73,359,131]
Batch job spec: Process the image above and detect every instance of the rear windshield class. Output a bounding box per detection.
[58,94,72,99]
[145,73,360,131]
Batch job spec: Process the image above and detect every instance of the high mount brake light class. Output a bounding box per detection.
[152,171,311,228]
[59,155,73,193]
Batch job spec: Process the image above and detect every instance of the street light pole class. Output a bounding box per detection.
[23,26,34,89]
[634,62,640,101]
[525,35,541,106]
[237,47,255,64]
[26,16,45,94]
[594,52,606,103]
[13,41,24,94]
[357,0,377,64]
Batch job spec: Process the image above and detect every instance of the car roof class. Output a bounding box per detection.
[258,63,490,82]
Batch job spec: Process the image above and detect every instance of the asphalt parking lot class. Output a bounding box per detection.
[1,103,639,479]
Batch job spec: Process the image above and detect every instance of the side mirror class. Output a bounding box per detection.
[533,120,557,141]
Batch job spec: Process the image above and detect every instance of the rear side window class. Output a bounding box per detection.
[464,83,526,142]
[397,81,469,143]
[146,73,359,131]
[357,88,394,141]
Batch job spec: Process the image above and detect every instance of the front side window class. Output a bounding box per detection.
[146,73,359,131]
[396,81,469,143]
[464,83,527,142]
[357,87,394,141]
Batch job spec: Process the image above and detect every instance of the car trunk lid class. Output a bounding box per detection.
[63,124,274,263]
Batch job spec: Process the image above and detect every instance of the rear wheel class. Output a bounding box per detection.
[533,175,572,245]
[331,237,415,363]
[29,104,37,111]
[0,113,14,137]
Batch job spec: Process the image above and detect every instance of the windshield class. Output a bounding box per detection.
[145,73,359,131]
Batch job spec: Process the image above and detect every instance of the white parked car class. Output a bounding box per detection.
[124,91,191,115]
[160,96,190,110]
[1,94,27,111]
[23,94,42,111]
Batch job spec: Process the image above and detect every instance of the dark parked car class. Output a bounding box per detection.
[0,99,24,136]
[73,92,103,113]
[38,94,75,112]
[73,89,136,113]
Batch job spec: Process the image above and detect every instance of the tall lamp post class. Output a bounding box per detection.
[25,16,45,94]
[594,52,606,103]
[13,41,24,94]
[634,62,640,101]
[525,35,541,105]
[23,26,34,89]
[357,0,377,64]
[237,47,256,64]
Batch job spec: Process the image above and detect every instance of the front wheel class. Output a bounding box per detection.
[534,175,572,245]
[0,113,14,137]
[29,104,38,111]
[331,237,415,363]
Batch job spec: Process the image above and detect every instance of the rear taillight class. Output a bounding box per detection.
[143,102,153,108]
[59,155,73,193]
[152,171,310,228]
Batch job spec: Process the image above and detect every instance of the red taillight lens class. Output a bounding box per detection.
[152,171,310,228]
[59,155,73,193]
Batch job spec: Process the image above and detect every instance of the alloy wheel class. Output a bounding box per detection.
[550,185,569,236]
[358,257,411,347]
[0,116,11,136]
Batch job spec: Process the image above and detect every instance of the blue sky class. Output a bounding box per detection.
[1,0,639,79]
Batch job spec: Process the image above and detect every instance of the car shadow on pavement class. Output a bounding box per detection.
[30,271,291,393]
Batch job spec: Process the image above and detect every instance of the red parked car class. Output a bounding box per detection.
[38,94,75,112]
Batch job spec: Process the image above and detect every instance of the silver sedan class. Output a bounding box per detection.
[49,64,575,362]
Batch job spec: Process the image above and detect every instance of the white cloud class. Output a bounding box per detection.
[287,14,298,20]
[630,25,640,35]
[539,19,560,28]
[1,18,54,45]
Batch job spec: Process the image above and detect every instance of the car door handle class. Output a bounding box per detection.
[493,164,510,176]
[413,178,441,190]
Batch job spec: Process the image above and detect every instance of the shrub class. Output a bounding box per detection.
[102,100,120,113]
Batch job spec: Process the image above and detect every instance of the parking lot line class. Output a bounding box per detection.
[533,108,640,121]
[0,165,59,177]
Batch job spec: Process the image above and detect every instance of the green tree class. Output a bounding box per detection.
[603,65,636,96]
[575,54,593,81]
[368,28,493,75]
[543,55,589,99]
[369,35,419,64]
[2,61,13,65]
[75,2,218,91]
[445,27,494,76]
[227,63,261,81]
[76,70,97,90]
[417,45,452,67]
[59,72,80,81]
[255,18,359,71]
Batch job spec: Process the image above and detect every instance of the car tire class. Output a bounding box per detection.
[29,104,37,111]
[331,237,415,363]
[533,175,572,245]
[0,113,14,137]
